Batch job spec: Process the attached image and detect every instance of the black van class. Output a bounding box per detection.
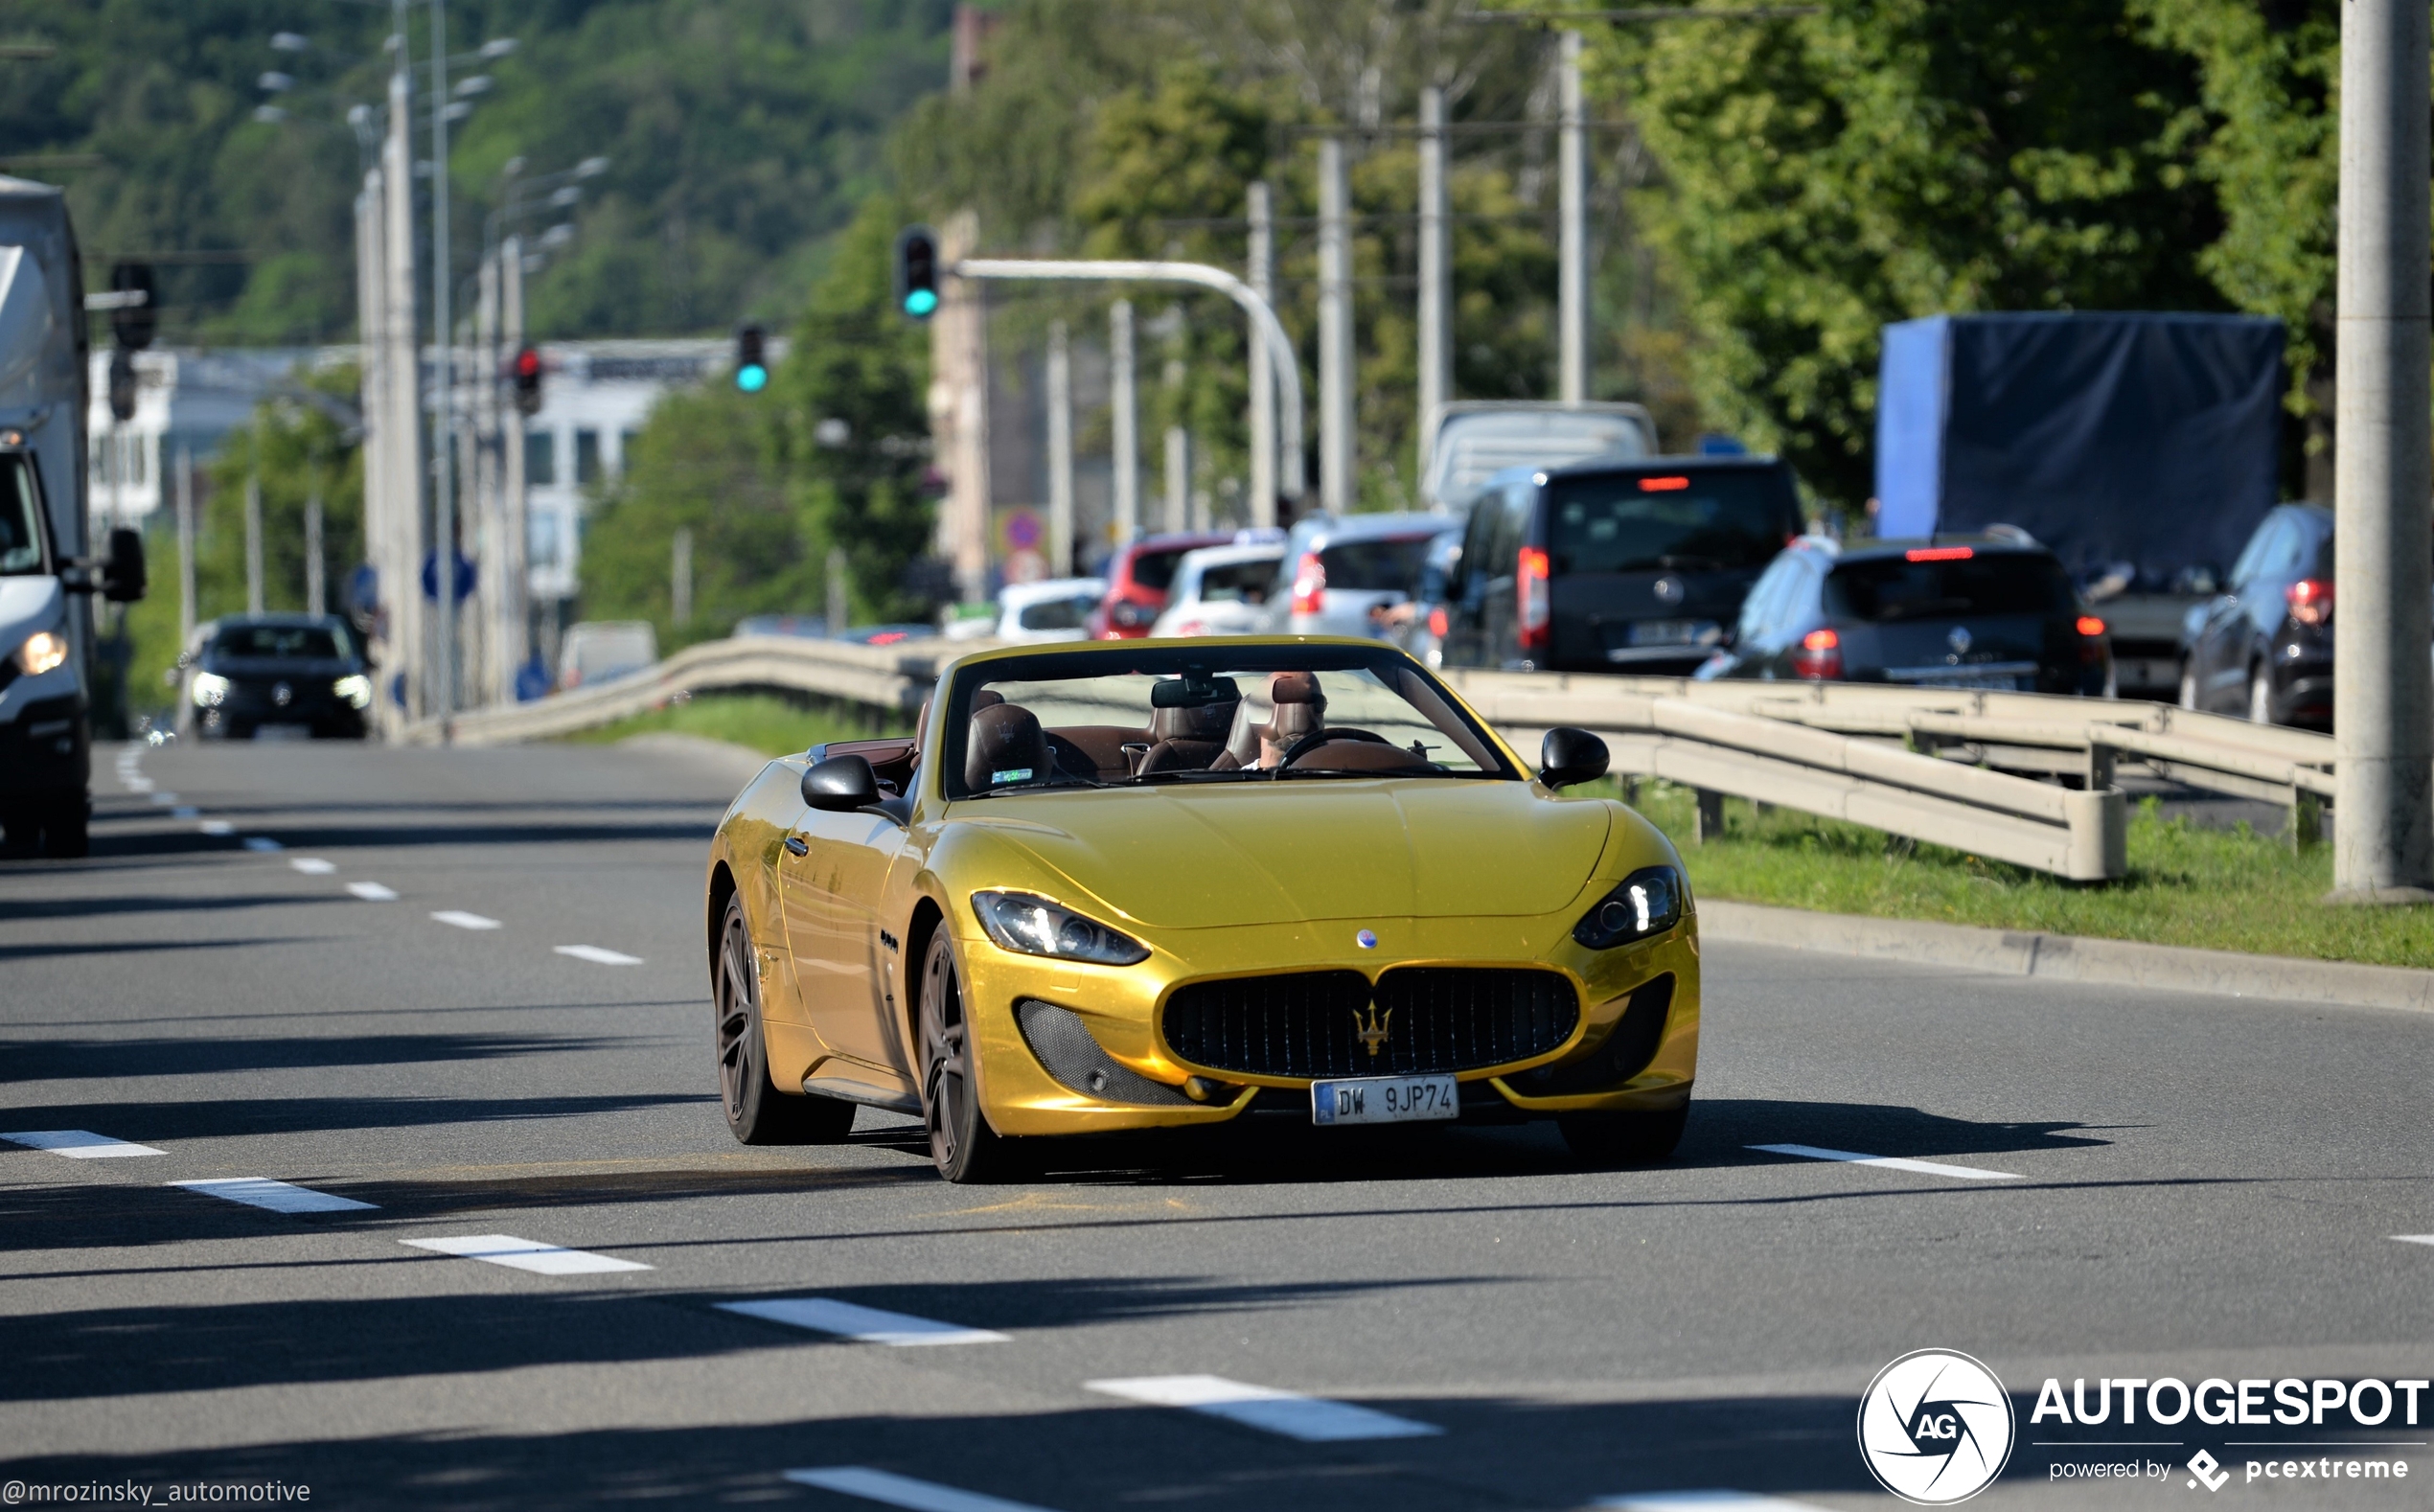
[1439,454,1805,674]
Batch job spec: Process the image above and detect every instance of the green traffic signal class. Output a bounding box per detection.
[895,226,939,322]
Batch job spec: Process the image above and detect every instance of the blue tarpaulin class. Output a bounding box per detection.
[1874,312,2284,584]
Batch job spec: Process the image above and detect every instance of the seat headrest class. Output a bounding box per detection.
[964,701,1048,792]
[1153,698,1237,743]
[1270,672,1321,705]
[973,688,1005,710]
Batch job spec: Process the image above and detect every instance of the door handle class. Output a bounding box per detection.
[783,835,809,857]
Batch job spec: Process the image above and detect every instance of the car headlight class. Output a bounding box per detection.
[333,674,372,708]
[1572,865,1685,950]
[190,671,231,707]
[973,890,1150,966]
[14,629,68,677]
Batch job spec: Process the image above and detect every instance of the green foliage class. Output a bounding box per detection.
[561,692,907,755]
[1590,0,2225,506]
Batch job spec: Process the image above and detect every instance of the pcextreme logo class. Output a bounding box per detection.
[1857,1349,2017,1504]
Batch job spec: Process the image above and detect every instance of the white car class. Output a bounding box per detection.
[559,620,658,689]
[995,577,1108,643]
[1146,543,1285,638]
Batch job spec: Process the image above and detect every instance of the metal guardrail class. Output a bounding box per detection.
[405,637,2349,882]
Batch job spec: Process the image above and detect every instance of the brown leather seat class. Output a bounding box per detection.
[1138,697,1238,774]
[964,701,1049,791]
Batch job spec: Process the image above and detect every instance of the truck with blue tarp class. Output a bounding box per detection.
[1873,311,2285,699]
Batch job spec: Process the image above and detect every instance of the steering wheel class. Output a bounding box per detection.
[1278,727,1394,768]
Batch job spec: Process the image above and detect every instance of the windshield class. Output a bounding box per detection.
[1548,468,1800,574]
[1826,552,2077,621]
[1,455,47,576]
[214,625,343,660]
[942,646,1515,798]
[1320,536,1435,591]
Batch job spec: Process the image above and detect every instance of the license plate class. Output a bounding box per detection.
[1627,619,1703,647]
[1917,676,2027,692]
[253,723,313,742]
[1310,1074,1459,1126]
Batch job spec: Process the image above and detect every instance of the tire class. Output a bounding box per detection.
[2178,660,2199,711]
[1558,1105,1688,1168]
[917,928,1023,1183]
[2248,662,2277,725]
[712,894,854,1146]
[39,803,88,859]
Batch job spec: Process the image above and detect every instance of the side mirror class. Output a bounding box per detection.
[1539,726,1609,790]
[102,527,147,603]
[802,753,880,813]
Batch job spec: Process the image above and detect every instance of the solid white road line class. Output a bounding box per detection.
[1084,1375,1442,1442]
[2396,1235,2434,1247]
[198,819,235,836]
[2,1130,167,1158]
[1595,1493,1835,1511]
[1747,1143,2022,1181]
[430,910,502,931]
[782,1468,1061,1512]
[402,1233,651,1274]
[715,1297,1008,1346]
[241,836,284,853]
[556,944,642,965]
[172,1178,377,1214]
[346,882,399,902]
[289,858,337,875]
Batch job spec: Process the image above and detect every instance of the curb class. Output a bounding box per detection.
[1697,900,2434,1014]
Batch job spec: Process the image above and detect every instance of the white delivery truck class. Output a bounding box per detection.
[0,175,148,858]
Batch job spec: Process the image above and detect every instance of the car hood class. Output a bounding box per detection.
[0,576,62,654]
[958,779,1611,929]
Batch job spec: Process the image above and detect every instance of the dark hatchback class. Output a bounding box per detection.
[187,614,373,740]
[1439,454,1804,674]
[2178,502,2333,728]
[1700,535,2113,696]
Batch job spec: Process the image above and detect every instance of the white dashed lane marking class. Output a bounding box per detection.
[346,882,400,902]
[1596,1494,1834,1511]
[2,1131,167,1159]
[402,1234,651,1274]
[198,819,235,836]
[289,858,337,875]
[782,1468,1061,1512]
[556,945,642,966]
[430,910,502,930]
[715,1297,1008,1346]
[172,1178,378,1214]
[2397,1235,2434,1247]
[1084,1375,1442,1442]
[241,836,284,853]
[1747,1143,2021,1181]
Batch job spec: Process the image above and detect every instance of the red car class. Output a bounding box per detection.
[1087,531,1239,639]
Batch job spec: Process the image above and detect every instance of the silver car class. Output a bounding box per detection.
[1258,512,1451,639]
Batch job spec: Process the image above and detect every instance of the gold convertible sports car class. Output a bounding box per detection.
[702,636,1699,1182]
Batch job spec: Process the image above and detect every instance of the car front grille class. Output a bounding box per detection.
[1160,967,1579,1080]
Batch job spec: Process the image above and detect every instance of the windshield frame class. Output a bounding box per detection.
[933,643,1522,802]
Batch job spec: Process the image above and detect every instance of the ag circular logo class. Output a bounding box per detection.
[1856,1349,2016,1504]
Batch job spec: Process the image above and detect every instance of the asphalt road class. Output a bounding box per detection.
[1,738,2427,1510]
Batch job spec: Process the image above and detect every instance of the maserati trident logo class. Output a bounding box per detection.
[1857,1348,2015,1504]
[1351,999,1393,1057]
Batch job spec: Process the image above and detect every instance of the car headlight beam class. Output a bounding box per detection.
[973,890,1150,966]
[190,671,231,708]
[1572,865,1685,951]
[14,628,68,677]
[333,674,373,708]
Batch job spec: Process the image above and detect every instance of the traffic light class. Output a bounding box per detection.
[894,226,939,320]
[109,263,155,352]
[733,326,768,393]
[106,349,136,423]
[510,345,543,416]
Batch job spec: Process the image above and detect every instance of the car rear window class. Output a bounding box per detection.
[1826,553,2077,622]
[1199,558,1279,603]
[215,626,342,659]
[1017,594,1095,631]
[1547,468,1800,574]
[1130,548,1189,592]
[1320,536,1435,592]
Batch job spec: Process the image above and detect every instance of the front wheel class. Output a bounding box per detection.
[713,894,854,1146]
[1558,1105,1688,1167]
[918,930,1023,1183]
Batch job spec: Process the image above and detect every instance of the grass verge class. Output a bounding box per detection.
[562,693,907,757]
[1612,780,2434,969]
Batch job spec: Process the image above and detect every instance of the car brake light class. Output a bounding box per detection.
[2076,615,2105,637]
[1291,552,1326,616]
[1791,626,1842,680]
[1517,545,1550,652]
[2286,577,2333,626]
[1638,475,1691,492]
[1906,545,1974,561]
[1428,605,1449,639]
[2076,613,2109,665]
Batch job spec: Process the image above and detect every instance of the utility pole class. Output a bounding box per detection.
[1557,30,1589,405]
[1417,84,1453,478]
[428,0,457,720]
[1110,299,1138,545]
[1163,335,1188,536]
[1246,181,1276,529]
[497,232,527,703]
[473,249,500,700]
[305,489,325,615]
[1318,135,1354,515]
[930,211,990,604]
[381,43,422,723]
[244,470,264,615]
[825,546,849,637]
[1046,319,1074,575]
[355,166,387,666]
[174,446,195,651]
[2331,0,2434,901]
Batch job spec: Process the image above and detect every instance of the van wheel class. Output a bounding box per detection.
[39,803,88,859]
